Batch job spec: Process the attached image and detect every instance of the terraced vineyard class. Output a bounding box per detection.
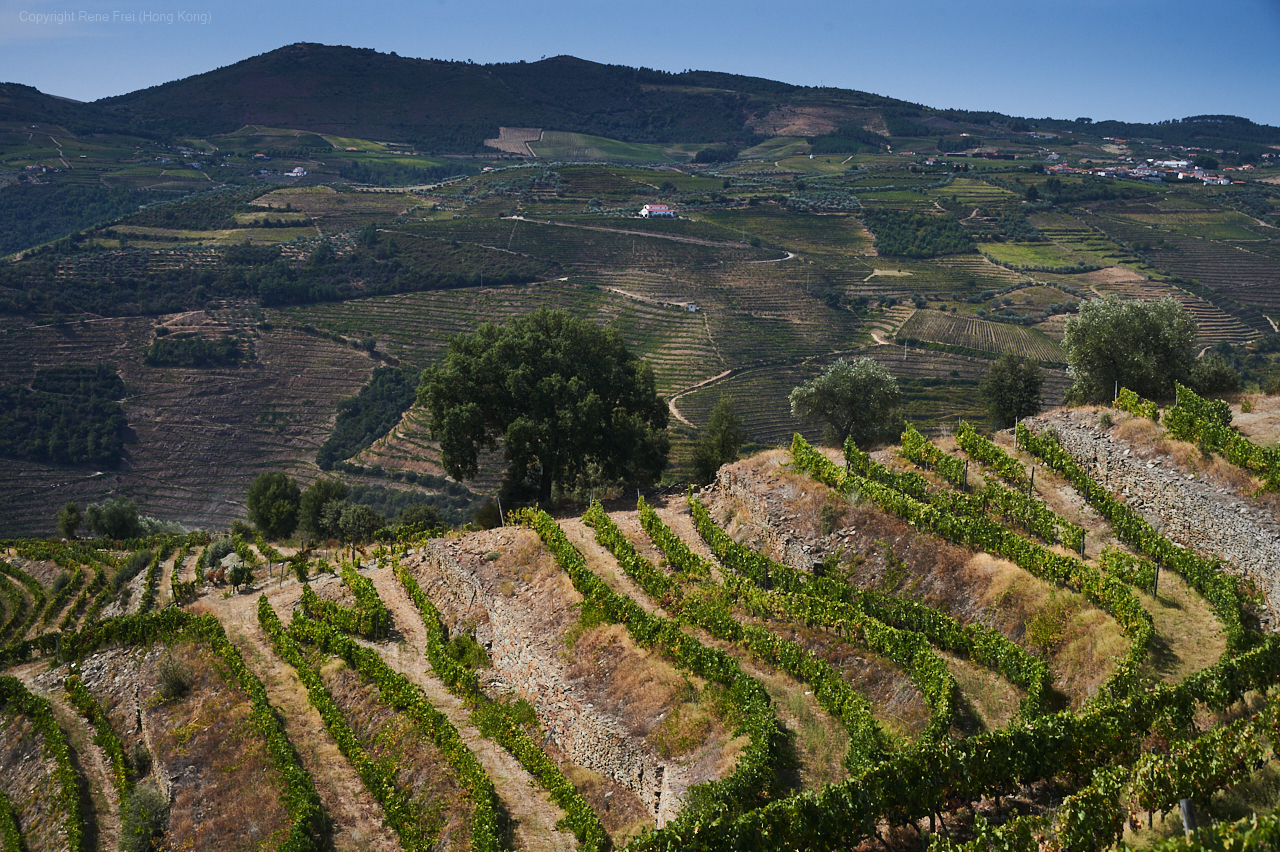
[1081,208,1280,313]
[675,345,1069,440]
[2,398,1278,851]
[1091,278,1259,345]
[896,309,1068,364]
[0,314,436,536]
[5,158,1280,549]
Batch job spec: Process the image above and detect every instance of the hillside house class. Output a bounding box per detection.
[640,204,675,219]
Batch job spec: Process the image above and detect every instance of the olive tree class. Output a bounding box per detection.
[246,472,301,540]
[692,395,746,484]
[980,352,1043,428]
[1063,296,1197,403]
[789,357,902,448]
[57,502,82,540]
[298,479,348,541]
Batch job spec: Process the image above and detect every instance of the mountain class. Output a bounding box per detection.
[8,44,1280,155]
[0,82,141,136]
[90,43,921,151]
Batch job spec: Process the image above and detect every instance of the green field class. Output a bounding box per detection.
[978,241,1088,268]
[738,136,811,159]
[1111,210,1270,241]
[773,154,859,174]
[529,131,696,163]
[320,134,389,151]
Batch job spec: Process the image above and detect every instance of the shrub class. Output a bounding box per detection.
[445,631,491,670]
[114,550,153,592]
[156,652,191,700]
[130,744,152,779]
[86,498,143,540]
[119,784,169,852]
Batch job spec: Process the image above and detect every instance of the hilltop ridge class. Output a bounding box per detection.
[6,42,1280,154]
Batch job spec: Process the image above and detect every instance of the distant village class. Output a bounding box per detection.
[914,131,1275,186]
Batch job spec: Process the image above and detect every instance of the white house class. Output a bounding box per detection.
[639,204,675,219]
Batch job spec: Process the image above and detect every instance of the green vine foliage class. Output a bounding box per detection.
[391,561,609,852]
[298,564,390,639]
[1165,383,1280,490]
[169,543,198,607]
[590,501,890,772]
[1114,387,1160,422]
[625,604,1280,852]
[0,575,26,645]
[259,597,474,852]
[671,496,1050,719]
[902,425,1082,549]
[0,561,47,645]
[932,692,1280,852]
[0,675,85,852]
[519,507,785,830]
[900,424,968,487]
[798,435,1152,699]
[0,789,23,852]
[956,420,1030,490]
[1098,547,1157,592]
[674,500,959,744]
[60,567,105,632]
[277,603,504,852]
[41,567,85,627]
[0,631,61,669]
[64,674,132,798]
[1016,422,1251,650]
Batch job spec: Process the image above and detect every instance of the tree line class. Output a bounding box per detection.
[316,366,418,470]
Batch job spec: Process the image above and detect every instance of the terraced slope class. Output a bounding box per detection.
[0,316,377,536]
[3,396,1280,850]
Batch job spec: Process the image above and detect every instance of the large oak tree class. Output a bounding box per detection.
[418,308,669,503]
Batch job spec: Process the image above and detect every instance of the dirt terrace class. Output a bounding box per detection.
[405,526,742,834]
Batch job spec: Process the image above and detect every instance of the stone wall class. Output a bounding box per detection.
[412,541,681,825]
[712,464,841,573]
[1026,412,1280,624]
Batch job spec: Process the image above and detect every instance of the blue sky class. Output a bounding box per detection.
[2,0,1278,126]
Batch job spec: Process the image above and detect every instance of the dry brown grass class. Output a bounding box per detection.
[762,619,927,743]
[554,758,650,841]
[146,640,292,852]
[0,708,66,852]
[943,651,1022,734]
[493,530,558,585]
[1112,413,1163,447]
[1106,410,1264,498]
[971,553,1127,706]
[732,655,853,790]
[1137,570,1228,684]
[565,623,705,742]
